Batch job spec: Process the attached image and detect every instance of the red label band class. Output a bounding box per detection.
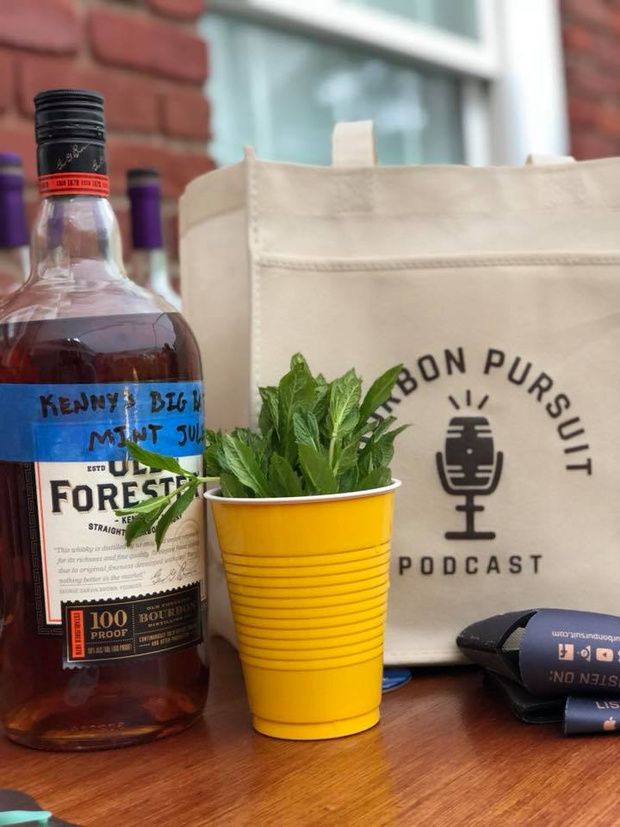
[39,172,110,197]
[69,609,86,659]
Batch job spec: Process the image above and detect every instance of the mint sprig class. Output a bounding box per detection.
[119,354,406,547]
[115,442,208,549]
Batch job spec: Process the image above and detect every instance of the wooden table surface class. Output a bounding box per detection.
[0,638,616,827]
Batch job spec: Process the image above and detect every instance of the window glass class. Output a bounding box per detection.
[202,14,464,166]
[343,0,479,39]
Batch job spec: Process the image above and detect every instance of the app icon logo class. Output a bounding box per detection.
[558,643,574,661]
[596,648,614,662]
[579,645,592,662]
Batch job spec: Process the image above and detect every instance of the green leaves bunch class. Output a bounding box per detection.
[210,353,407,498]
[119,353,407,546]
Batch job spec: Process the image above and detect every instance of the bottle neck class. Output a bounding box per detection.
[37,139,108,199]
[0,247,30,298]
[0,175,28,250]
[129,247,166,286]
[128,185,164,250]
[129,247,181,311]
[18,245,30,278]
[0,172,32,294]
[127,181,180,309]
[0,138,175,320]
[30,195,125,286]
[29,133,120,283]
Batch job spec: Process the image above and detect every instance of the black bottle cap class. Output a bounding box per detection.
[34,89,109,195]
[127,168,160,182]
[34,89,106,145]
[0,152,23,172]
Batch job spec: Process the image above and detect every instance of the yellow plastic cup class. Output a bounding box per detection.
[205,480,401,740]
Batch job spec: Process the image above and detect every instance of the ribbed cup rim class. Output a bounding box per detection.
[204,478,401,505]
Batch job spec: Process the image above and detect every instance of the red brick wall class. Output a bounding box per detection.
[0,0,213,261]
[561,0,620,159]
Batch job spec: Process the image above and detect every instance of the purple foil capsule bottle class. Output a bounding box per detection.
[126,167,181,310]
[0,152,29,298]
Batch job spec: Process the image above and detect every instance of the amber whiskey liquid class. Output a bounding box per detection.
[0,313,209,749]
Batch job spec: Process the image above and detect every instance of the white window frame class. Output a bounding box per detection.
[207,0,569,166]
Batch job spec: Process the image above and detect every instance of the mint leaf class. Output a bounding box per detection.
[222,434,271,497]
[269,453,304,497]
[359,422,409,476]
[124,504,163,546]
[232,427,269,456]
[293,410,321,452]
[336,440,359,474]
[338,466,359,493]
[278,355,317,463]
[231,429,271,479]
[220,472,250,498]
[355,467,391,492]
[358,364,403,425]
[312,373,330,422]
[124,441,190,478]
[357,414,396,442]
[298,444,338,495]
[369,415,398,439]
[259,386,279,438]
[290,353,312,372]
[116,494,170,516]
[203,430,224,476]
[216,441,231,474]
[328,368,362,439]
[204,443,222,477]
[155,484,198,549]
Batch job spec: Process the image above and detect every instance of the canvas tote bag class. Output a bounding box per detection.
[180,121,620,665]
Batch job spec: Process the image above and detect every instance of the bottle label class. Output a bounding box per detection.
[39,172,110,198]
[37,140,109,197]
[34,454,205,630]
[0,380,206,665]
[63,583,202,666]
[0,381,204,462]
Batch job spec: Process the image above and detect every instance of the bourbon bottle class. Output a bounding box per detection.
[0,90,209,750]
[126,167,181,310]
[0,152,29,298]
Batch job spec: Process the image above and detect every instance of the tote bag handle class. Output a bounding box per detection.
[332,121,377,167]
[332,121,575,168]
[525,153,575,165]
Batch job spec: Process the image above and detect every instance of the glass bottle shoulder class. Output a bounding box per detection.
[0,196,202,383]
[0,196,176,324]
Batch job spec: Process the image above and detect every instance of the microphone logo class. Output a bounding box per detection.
[436,395,503,540]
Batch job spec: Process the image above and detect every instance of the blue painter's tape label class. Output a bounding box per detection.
[0,381,204,462]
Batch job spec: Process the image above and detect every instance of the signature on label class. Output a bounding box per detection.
[151,559,198,587]
[56,143,90,171]
[55,143,105,173]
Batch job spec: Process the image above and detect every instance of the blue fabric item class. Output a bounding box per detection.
[382,667,412,693]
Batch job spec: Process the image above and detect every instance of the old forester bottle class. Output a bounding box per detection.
[0,90,208,750]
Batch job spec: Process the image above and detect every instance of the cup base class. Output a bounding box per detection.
[252,708,380,740]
